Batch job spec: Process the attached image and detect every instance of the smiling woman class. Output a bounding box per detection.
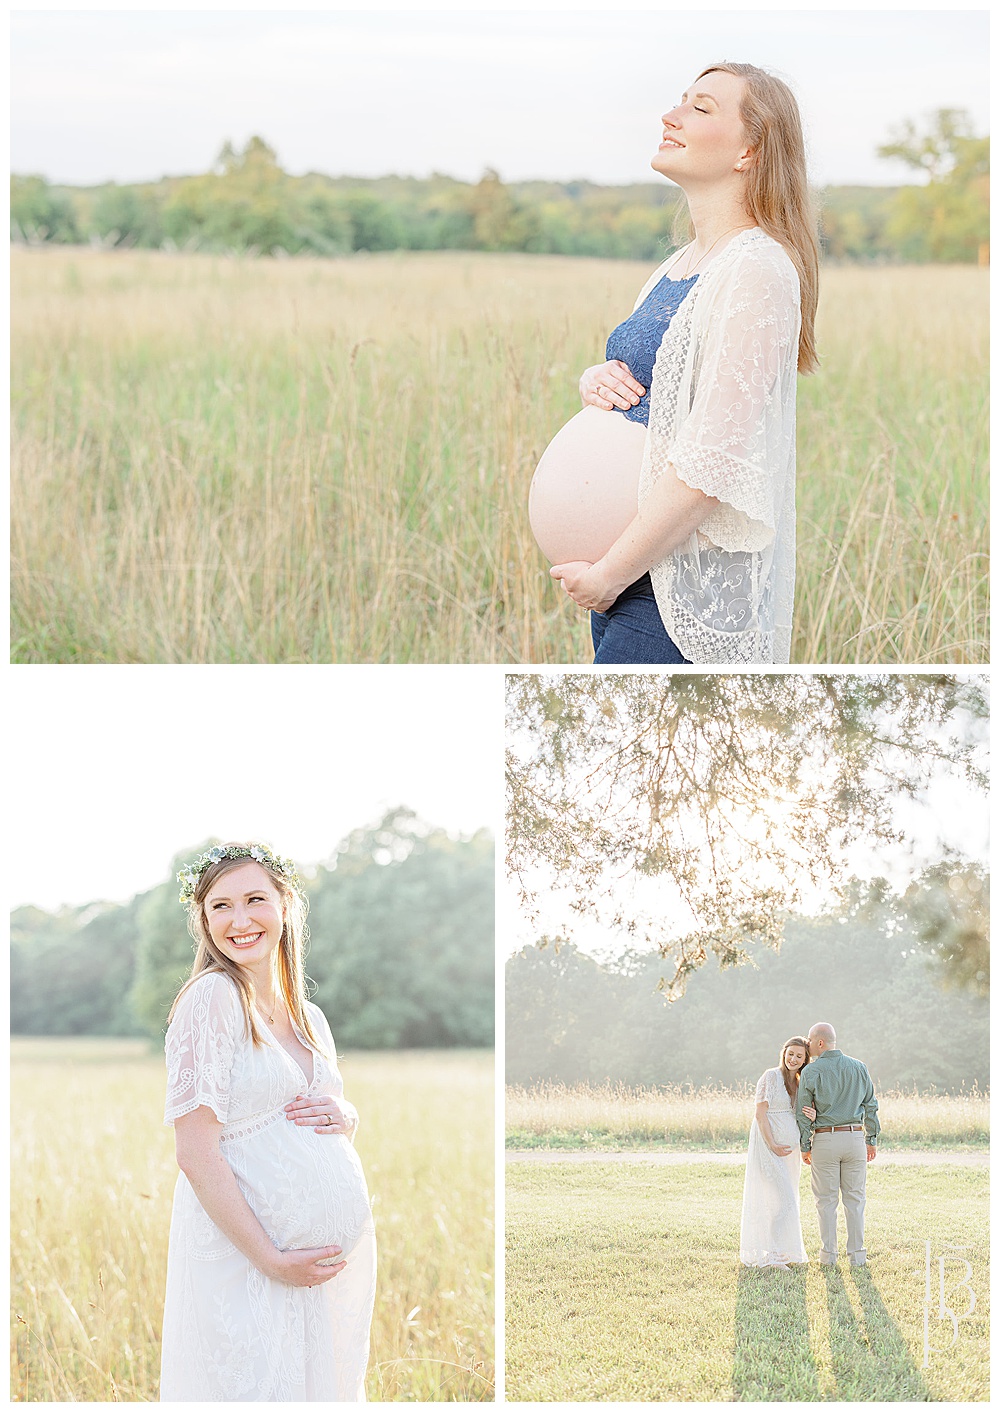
[740,1037,812,1268]
[161,842,376,1401]
[530,61,819,665]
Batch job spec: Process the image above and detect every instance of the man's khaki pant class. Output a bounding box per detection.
[810,1129,867,1265]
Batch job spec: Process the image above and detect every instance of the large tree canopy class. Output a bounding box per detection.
[506,674,987,995]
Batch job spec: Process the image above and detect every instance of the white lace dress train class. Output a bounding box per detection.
[739,1066,808,1267]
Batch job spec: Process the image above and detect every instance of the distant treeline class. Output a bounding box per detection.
[506,878,989,1094]
[11,810,493,1049]
[10,112,989,264]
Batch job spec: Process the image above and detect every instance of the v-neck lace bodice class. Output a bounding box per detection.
[261,1012,315,1089]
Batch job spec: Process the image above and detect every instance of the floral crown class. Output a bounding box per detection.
[177,843,300,905]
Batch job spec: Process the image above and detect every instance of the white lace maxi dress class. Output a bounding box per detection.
[160,972,377,1401]
[739,1065,808,1267]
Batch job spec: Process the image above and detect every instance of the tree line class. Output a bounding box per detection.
[11,809,494,1049]
[505,873,988,1094]
[11,110,988,264]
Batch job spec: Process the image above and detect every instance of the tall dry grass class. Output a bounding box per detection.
[11,248,987,662]
[10,1039,494,1402]
[505,1080,988,1148]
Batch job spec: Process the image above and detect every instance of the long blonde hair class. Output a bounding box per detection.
[697,62,820,375]
[168,847,326,1052]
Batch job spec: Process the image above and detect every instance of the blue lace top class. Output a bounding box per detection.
[604,270,699,426]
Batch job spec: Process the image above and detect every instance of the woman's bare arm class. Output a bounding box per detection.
[174,1105,345,1286]
[755,1100,792,1156]
[551,470,717,611]
[600,471,717,593]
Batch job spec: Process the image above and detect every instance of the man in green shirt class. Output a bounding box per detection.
[795,1022,879,1266]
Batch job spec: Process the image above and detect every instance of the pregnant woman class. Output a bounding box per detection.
[529,62,819,663]
[739,1036,815,1268]
[160,843,376,1401]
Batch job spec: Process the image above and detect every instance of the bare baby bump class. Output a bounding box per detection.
[529,406,647,565]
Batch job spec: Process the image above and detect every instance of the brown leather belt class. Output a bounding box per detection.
[814,1124,863,1134]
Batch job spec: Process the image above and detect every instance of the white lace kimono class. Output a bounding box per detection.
[637,229,801,663]
[160,972,377,1401]
[739,1066,808,1268]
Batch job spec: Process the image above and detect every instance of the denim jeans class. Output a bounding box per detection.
[590,573,692,665]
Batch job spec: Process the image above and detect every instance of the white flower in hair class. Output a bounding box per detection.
[176,843,300,904]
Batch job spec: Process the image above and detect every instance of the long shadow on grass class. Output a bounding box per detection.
[733,1266,822,1401]
[823,1264,931,1401]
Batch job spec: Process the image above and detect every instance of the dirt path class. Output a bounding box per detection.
[506,1149,988,1167]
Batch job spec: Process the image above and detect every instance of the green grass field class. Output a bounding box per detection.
[10,1039,494,1402]
[506,1161,988,1401]
[506,1082,989,1151]
[11,248,988,664]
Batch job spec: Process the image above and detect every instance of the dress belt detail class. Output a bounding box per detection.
[813,1124,864,1134]
[219,1107,285,1143]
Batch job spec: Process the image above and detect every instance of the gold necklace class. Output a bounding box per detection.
[257,993,278,1025]
[674,223,755,279]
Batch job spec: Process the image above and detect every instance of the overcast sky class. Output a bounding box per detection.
[8,666,500,910]
[10,7,990,189]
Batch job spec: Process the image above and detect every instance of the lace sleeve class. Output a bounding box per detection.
[164,973,241,1126]
[754,1070,771,1105]
[308,1001,361,1140]
[661,243,800,553]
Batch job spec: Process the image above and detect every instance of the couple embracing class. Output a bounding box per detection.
[740,1023,880,1269]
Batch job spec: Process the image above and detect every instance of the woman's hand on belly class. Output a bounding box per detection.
[270,1244,348,1287]
[579,360,645,412]
[550,559,626,612]
[284,1093,357,1138]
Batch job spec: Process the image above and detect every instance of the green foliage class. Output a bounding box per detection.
[877,109,989,263]
[902,858,989,997]
[11,898,146,1035]
[308,810,495,1047]
[91,183,165,247]
[163,136,297,253]
[129,861,202,1036]
[11,812,494,1046]
[287,183,354,254]
[339,190,407,251]
[817,186,898,261]
[10,174,81,243]
[470,168,542,252]
[13,124,987,262]
[505,878,989,1092]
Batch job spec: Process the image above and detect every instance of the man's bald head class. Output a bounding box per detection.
[808,1023,837,1056]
